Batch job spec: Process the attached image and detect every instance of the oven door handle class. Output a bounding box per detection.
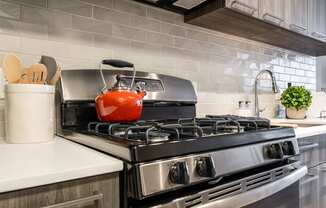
[199,166,307,208]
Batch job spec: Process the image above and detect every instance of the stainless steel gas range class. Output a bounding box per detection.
[56,69,307,208]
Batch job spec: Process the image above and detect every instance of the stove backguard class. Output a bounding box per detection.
[57,69,197,129]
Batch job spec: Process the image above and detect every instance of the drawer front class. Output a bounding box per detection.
[0,173,119,208]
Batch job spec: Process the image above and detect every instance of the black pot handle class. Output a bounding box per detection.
[102,59,134,68]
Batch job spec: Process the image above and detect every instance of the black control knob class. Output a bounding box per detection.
[196,157,216,178]
[282,141,296,155]
[168,161,190,185]
[264,143,284,159]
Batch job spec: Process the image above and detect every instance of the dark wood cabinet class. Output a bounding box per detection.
[184,0,326,56]
[0,173,120,208]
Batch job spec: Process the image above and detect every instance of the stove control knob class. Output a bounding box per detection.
[168,161,190,185]
[196,157,216,178]
[282,141,296,155]
[264,143,284,159]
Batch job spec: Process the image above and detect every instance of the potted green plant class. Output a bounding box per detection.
[280,86,312,119]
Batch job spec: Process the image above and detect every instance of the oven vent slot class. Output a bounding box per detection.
[184,195,203,207]
[208,183,242,200]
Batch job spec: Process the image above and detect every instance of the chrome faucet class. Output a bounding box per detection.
[254,69,280,117]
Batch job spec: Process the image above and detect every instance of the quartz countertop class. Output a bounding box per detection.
[0,136,123,193]
[270,118,326,139]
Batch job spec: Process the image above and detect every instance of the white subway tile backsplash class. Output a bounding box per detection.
[147,7,178,24]
[0,18,17,35]
[146,31,173,46]
[160,22,186,37]
[93,6,130,25]
[113,0,146,17]
[0,33,20,51]
[112,24,146,42]
[80,0,113,9]
[130,15,160,32]
[21,6,72,29]
[48,0,92,17]
[72,16,112,35]
[0,0,317,118]
[4,0,46,7]
[0,1,20,20]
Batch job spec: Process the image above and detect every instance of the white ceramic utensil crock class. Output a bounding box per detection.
[5,84,55,143]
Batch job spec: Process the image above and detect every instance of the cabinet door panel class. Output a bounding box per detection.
[226,0,259,17]
[285,0,308,34]
[300,172,319,208]
[0,173,120,208]
[260,0,285,27]
[309,0,326,41]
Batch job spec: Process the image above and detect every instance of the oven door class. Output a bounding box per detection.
[143,162,307,208]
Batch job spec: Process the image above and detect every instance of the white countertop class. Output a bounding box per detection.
[270,118,326,139]
[0,136,123,193]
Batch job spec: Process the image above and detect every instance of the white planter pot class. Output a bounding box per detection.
[286,108,306,119]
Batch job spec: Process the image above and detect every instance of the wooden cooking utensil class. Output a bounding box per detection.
[24,64,48,84]
[2,54,24,83]
[48,65,61,85]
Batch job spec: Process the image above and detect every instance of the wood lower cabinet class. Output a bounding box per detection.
[299,134,326,208]
[0,173,120,208]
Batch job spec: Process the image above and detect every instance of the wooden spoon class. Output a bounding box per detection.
[2,54,24,83]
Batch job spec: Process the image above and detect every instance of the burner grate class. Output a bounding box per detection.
[85,115,271,144]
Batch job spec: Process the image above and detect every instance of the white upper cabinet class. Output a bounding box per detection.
[226,0,259,17]
[284,0,308,34]
[259,0,285,27]
[308,0,326,42]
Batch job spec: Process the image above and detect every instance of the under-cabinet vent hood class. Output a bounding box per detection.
[134,0,326,56]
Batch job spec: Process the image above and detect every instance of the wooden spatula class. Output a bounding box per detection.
[23,64,48,84]
[2,54,24,83]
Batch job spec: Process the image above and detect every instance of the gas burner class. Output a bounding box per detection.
[206,115,271,130]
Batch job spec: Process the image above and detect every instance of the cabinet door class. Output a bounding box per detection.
[226,0,259,17]
[260,0,285,27]
[308,0,326,41]
[285,0,308,35]
[300,169,319,208]
[0,173,120,208]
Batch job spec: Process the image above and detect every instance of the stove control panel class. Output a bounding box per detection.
[138,138,299,198]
